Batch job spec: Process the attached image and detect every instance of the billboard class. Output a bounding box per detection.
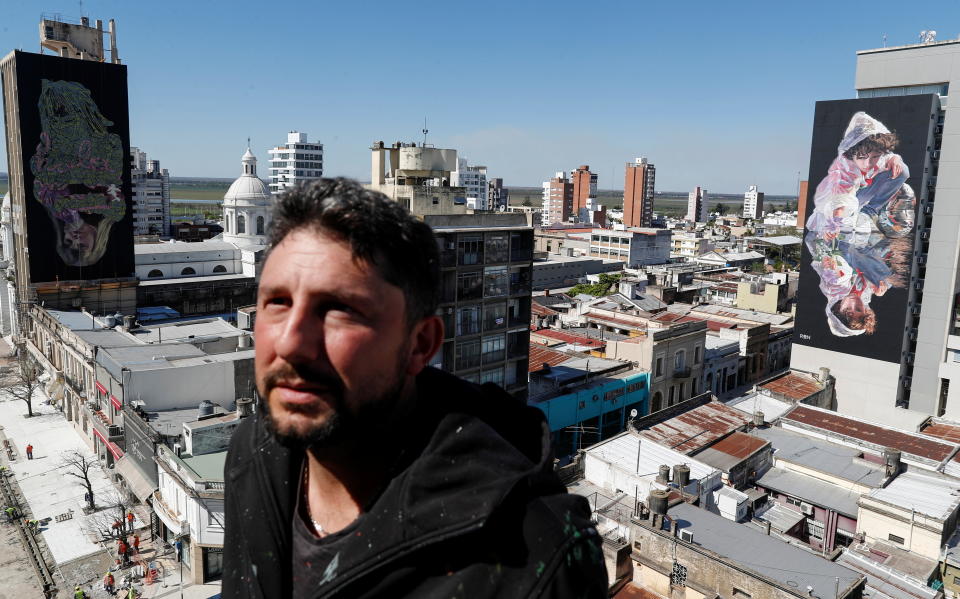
[793,95,936,363]
[9,51,134,282]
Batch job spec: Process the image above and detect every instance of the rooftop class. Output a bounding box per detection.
[584,432,717,484]
[690,304,793,325]
[866,471,960,520]
[667,502,862,599]
[528,344,574,372]
[725,392,795,423]
[531,328,605,349]
[702,431,769,460]
[782,405,959,467]
[181,449,227,481]
[744,235,803,247]
[135,240,240,255]
[759,371,823,401]
[836,549,939,599]
[636,401,750,454]
[127,317,244,344]
[755,502,805,533]
[752,427,885,488]
[757,467,861,517]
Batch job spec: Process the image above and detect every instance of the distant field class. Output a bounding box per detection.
[0,182,6,196]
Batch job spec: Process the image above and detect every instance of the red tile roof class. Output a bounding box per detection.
[528,344,571,372]
[784,406,957,462]
[708,431,769,459]
[531,329,604,348]
[639,402,750,454]
[760,372,822,401]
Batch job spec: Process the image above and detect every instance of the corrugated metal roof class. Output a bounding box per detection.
[667,502,863,598]
[867,471,960,519]
[753,427,885,488]
[836,550,939,599]
[757,467,862,517]
[528,344,572,372]
[585,433,716,482]
[760,372,823,401]
[784,406,958,464]
[756,502,806,532]
[532,329,604,348]
[707,431,769,459]
[638,402,750,454]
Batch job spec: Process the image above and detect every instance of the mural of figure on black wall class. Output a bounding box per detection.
[28,79,126,267]
[805,111,916,337]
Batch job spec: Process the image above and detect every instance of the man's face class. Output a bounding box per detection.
[255,229,415,448]
[852,151,883,173]
[839,293,866,320]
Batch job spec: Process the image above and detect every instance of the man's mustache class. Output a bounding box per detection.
[261,362,345,400]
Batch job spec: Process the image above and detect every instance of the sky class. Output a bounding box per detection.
[0,0,958,194]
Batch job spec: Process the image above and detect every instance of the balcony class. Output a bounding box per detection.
[672,366,691,379]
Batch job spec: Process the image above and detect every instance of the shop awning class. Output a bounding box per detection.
[114,456,158,503]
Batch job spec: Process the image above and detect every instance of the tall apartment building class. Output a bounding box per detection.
[452,158,488,210]
[571,165,597,218]
[268,131,323,195]
[687,186,708,222]
[541,172,573,226]
[488,178,509,211]
[426,213,533,400]
[623,157,655,228]
[130,147,170,236]
[791,38,956,425]
[742,184,764,220]
[797,180,810,229]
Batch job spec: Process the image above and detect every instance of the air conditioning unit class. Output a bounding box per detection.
[173,443,182,457]
[800,502,815,515]
[679,529,694,543]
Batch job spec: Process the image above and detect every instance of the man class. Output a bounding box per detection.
[25,444,33,459]
[223,179,606,598]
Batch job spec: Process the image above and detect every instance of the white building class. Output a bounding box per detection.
[687,186,708,222]
[0,192,17,337]
[742,184,764,220]
[267,131,323,195]
[452,157,488,211]
[222,148,271,247]
[130,147,171,236]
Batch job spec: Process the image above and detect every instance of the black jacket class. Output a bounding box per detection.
[222,367,607,598]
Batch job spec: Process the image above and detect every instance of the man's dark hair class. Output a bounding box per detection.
[268,178,440,324]
[842,132,900,160]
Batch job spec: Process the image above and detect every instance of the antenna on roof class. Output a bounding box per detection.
[422,117,428,147]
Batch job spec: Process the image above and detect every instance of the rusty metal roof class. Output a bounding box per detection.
[707,431,769,459]
[784,406,957,463]
[528,344,571,372]
[760,372,822,401]
[921,422,960,444]
[614,584,668,599]
[638,401,750,454]
[531,328,604,348]
[531,303,559,317]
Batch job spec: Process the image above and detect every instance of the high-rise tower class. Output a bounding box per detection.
[623,157,655,227]
[268,131,323,195]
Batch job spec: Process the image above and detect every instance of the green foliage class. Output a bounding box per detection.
[568,273,622,297]
[521,198,533,207]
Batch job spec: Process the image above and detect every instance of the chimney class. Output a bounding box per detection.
[236,397,254,419]
[818,367,830,382]
[753,411,765,427]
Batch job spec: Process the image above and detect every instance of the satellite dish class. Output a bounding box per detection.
[629,409,639,419]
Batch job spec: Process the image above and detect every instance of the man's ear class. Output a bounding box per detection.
[406,315,444,376]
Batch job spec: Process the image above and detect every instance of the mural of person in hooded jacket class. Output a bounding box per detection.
[805,111,915,337]
[28,79,126,267]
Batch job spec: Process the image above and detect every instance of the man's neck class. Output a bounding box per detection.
[301,377,420,535]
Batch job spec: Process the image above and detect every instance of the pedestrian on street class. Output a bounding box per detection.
[4,506,15,523]
[118,539,128,565]
[103,572,115,594]
[111,519,121,536]
[132,534,140,554]
[73,585,86,598]
[126,510,135,532]
[25,444,33,459]
[26,519,39,532]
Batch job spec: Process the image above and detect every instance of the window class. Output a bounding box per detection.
[456,305,481,336]
[458,235,483,265]
[480,367,504,387]
[212,265,227,273]
[655,357,664,378]
[456,339,481,370]
[732,589,751,599]
[485,233,509,263]
[668,386,675,406]
[147,269,163,278]
[785,496,802,507]
[457,270,483,301]
[237,215,245,234]
[484,266,508,298]
[481,335,505,364]
[509,266,531,296]
[694,345,701,364]
[888,533,905,545]
[256,216,265,236]
[674,350,686,372]
[483,303,506,331]
[181,267,196,276]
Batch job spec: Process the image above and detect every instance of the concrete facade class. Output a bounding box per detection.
[623,157,655,228]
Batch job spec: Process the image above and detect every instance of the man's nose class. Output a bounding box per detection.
[274,305,325,365]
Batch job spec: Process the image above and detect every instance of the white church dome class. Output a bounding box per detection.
[224,148,270,206]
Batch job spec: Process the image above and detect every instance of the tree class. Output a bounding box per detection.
[521,198,533,207]
[568,273,623,297]
[2,344,43,417]
[715,203,729,216]
[61,450,100,512]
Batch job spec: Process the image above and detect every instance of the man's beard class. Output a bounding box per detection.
[258,350,409,451]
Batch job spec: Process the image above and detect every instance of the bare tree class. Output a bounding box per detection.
[60,450,100,511]
[2,344,43,417]
[82,490,133,543]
